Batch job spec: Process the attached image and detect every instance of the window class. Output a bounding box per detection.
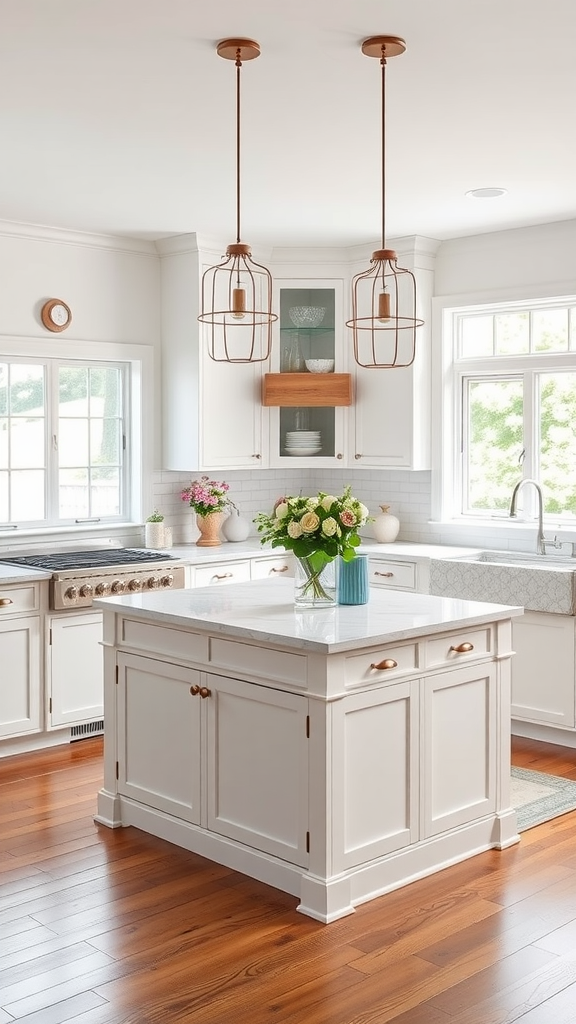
[0,357,130,528]
[442,297,576,522]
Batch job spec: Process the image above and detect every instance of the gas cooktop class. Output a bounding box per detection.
[0,548,179,570]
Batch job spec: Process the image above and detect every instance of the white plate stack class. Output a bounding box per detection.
[284,430,322,456]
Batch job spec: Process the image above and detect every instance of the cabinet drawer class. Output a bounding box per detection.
[0,582,41,615]
[368,559,416,591]
[425,626,492,668]
[210,637,307,689]
[120,618,209,664]
[195,561,251,587]
[251,555,293,580]
[345,643,418,686]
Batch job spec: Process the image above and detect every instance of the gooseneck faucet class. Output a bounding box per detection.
[509,479,545,555]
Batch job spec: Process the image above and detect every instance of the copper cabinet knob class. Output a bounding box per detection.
[0,597,13,607]
[450,642,474,653]
[190,685,200,695]
[199,687,211,698]
[370,658,398,670]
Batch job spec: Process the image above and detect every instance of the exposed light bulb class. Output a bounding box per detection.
[231,287,246,320]
[377,290,391,323]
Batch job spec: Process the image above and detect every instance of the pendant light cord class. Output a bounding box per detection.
[235,51,242,245]
[380,49,387,251]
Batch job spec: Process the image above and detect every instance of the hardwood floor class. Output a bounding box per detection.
[1,736,576,1024]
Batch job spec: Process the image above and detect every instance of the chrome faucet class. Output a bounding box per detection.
[509,479,545,555]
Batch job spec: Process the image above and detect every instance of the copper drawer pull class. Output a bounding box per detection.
[213,572,233,581]
[375,571,394,578]
[370,658,398,670]
[0,597,14,607]
[199,687,211,699]
[190,685,200,695]
[450,642,474,653]
[270,566,289,574]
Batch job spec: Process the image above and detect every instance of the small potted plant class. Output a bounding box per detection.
[145,509,165,549]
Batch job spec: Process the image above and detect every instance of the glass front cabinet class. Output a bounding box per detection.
[264,280,351,466]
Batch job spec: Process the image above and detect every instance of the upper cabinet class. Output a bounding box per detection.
[160,236,437,473]
[160,234,268,472]
[266,279,350,466]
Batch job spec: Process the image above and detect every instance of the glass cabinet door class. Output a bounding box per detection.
[269,282,346,464]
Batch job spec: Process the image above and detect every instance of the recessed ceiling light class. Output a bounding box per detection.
[465,187,508,199]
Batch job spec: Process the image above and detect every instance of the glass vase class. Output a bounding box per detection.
[294,555,336,607]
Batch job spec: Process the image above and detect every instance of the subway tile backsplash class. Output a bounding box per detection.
[152,468,434,545]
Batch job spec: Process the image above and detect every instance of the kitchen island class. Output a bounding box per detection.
[95,579,522,922]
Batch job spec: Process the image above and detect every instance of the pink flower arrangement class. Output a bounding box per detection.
[180,476,231,517]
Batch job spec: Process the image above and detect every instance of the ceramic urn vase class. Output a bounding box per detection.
[196,512,224,547]
[221,509,250,543]
[372,504,400,544]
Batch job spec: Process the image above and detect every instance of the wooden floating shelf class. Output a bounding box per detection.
[262,373,352,407]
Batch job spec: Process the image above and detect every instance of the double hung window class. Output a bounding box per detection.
[444,298,576,522]
[0,357,129,528]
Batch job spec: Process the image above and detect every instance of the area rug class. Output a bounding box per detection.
[511,766,576,832]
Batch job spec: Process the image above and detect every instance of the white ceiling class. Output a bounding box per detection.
[2,0,574,248]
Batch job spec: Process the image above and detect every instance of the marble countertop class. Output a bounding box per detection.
[94,578,522,654]
[0,564,51,584]
[163,540,482,566]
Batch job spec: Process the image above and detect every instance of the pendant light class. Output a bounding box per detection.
[198,38,277,363]
[347,36,424,369]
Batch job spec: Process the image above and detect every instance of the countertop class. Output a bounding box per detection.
[0,564,51,585]
[94,577,522,654]
[163,540,482,566]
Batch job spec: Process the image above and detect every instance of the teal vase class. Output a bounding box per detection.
[337,555,369,605]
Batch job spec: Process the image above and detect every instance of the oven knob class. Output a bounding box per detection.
[79,584,94,599]
[128,578,142,592]
[147,577,161,589]
[95,582,111,597]
[160,574,174,588]
[65,586,78,602]
[111,579,127,594]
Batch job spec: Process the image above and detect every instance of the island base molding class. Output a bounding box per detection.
[96,792,520,924]
[512,719,576,749]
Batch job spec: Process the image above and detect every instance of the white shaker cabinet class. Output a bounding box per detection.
[511,611,575,730]
[0,582,42,739]
[159,233,268,471]
[48,612,104,728]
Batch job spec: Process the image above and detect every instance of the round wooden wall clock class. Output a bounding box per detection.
[41,298,72,332]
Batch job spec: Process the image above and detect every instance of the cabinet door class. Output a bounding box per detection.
[269,280,348,466]
[201,357,266,469]
[368,558,417,591]
[48,613,103,728]
[351,360,431,469]
[331,680,419,871]
[117,652,202,824]
[194,561,251,587]
[0,616,41,738]
[206,674,309,866]
[250,554,294,580]
[421,663,497,838]
[511,611,575,728]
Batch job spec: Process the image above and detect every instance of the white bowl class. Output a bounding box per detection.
[288,306,326,329]
[305,359,335,374]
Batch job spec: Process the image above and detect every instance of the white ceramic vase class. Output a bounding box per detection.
[144,522,165,549]
[221,509,250,543]
[372,504,400,544]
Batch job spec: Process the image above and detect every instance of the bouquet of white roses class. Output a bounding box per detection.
[254,485,370,600]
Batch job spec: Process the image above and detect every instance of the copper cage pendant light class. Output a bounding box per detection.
[198,38,277,363]
[347,36,424,369]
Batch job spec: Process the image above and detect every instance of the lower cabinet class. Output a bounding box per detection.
[368,555,430,594]
[511,611,575,729]
[48,612,104,728]
[116,653,309,867]
[0,612,42,738]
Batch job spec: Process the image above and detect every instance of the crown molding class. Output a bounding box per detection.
[0,218,157,256]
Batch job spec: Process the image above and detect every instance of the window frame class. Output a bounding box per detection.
[432,291,576,532]
[0,337,153,541]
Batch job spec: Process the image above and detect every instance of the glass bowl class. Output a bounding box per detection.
[305,359,335,373]
[288,306,326,329]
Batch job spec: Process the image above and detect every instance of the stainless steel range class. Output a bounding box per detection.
[0,548,186,609]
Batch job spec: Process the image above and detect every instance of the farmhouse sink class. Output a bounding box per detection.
[429,550,576,614]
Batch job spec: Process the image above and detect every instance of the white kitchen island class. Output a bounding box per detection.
[95,579,522,923]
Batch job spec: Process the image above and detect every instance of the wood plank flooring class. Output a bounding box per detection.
[1,735,576,1023]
